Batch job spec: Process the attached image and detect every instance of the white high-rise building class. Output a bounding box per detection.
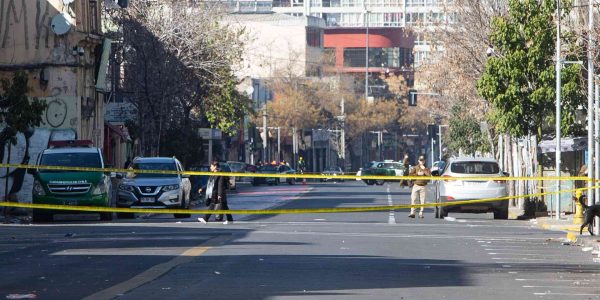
[238,0,454,67]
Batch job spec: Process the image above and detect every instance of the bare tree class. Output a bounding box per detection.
[107,0,250,160]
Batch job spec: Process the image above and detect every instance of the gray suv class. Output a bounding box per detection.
[117,157,192,219]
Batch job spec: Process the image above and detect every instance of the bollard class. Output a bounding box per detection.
[573,190,584,225]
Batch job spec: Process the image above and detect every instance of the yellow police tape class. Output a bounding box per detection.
[0,186,594,215]
[0,163,592,182]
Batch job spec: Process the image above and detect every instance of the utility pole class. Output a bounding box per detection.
[277,126,281,162]
[340,97,346,170]
[555,0,562,219]
[312,129,316,173]
[595,76,600,235]
[587,0,595,209]
[364,6,370,103]
[292,127,297,169]
[262,104,268,163]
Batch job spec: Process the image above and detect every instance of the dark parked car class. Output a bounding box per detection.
[252,164,297,186]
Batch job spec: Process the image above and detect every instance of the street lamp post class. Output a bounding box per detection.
[595,76,600,235]
[262,103,268,164]
[587,0,595,209]
[438,125,449,161]
[364,6,370,103]
[555,0,562,220]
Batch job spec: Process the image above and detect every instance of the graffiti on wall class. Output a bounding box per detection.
[0,0,54,50]
[0,128,75,202]
[42,96,77,129]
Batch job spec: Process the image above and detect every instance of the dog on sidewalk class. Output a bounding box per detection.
[576,195,600,236]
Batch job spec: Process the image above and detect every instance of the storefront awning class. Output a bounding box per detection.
[538,137,587,153]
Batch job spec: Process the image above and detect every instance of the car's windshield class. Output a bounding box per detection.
[228,163,244,172]
[39,153,102,172]
[450,161,499,174]
[129,162,178,178]
[382,163,403,169]
[258,165,278,172]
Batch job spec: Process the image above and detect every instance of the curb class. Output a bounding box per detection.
[533,217,599,249]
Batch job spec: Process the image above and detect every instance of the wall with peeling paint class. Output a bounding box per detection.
[0,0,105,202]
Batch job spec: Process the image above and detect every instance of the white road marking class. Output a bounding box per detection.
[487,252,564,257]
[387,186,396,224]
[253,230,554,241]
[533,292,600,296]
[492,257,548,261]
[523,285,597,288]
[516,278,592,282]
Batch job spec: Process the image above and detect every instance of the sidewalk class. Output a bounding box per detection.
[532,215,600,253]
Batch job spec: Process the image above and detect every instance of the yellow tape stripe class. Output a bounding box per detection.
[0,186,594,215]
[0,163,593,181]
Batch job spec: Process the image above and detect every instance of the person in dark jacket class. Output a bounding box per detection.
[198,161,234,224]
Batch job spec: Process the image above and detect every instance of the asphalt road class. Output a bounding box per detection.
[1,181,600,299]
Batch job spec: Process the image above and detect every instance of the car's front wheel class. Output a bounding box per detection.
[32,209,53,223]
[493,206,509,219]
[116,208,135,219]
[100,212,113,221]
[175,194,192,218]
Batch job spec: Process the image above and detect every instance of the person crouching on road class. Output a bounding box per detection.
[408,155,431,219]
[198,161,234,224]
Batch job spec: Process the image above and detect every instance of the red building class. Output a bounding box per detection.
[324,27,415,85]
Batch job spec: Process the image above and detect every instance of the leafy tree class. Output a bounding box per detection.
[0,71,47,152]
[447,101,490,155]
[477,0,584,139]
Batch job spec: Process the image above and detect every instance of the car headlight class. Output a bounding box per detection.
[92,180,109,195]
[162,184,180,192]
[33,180,45,196]
[119,184,135,193]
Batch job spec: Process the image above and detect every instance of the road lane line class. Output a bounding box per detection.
[523,285,598,288]
[387,185,396,224]
[533,292,600,296]
[516,278,592,282]
[82,235,231,300]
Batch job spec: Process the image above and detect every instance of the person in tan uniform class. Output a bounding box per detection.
[408,155,431,218]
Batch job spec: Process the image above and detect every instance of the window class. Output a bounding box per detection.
[306,27,323,47]
[384,13,402,26]
[451,162,500,174]
[131,162,178,178]
[343,48,366,67]
[40,153,102,172]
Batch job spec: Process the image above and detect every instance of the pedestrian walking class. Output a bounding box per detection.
[408,155,431,219]
[198,161,234,224]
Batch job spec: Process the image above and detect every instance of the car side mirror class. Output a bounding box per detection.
[27,168,37,175]
[431,170,440,176]
[502,171,510,177]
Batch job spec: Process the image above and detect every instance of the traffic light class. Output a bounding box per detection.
[408,89,417,106]
[427,124,438,139]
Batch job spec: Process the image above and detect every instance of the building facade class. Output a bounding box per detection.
[0,0,108,202]
[324,27,414,84]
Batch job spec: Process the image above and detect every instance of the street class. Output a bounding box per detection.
[2,181,599,300]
